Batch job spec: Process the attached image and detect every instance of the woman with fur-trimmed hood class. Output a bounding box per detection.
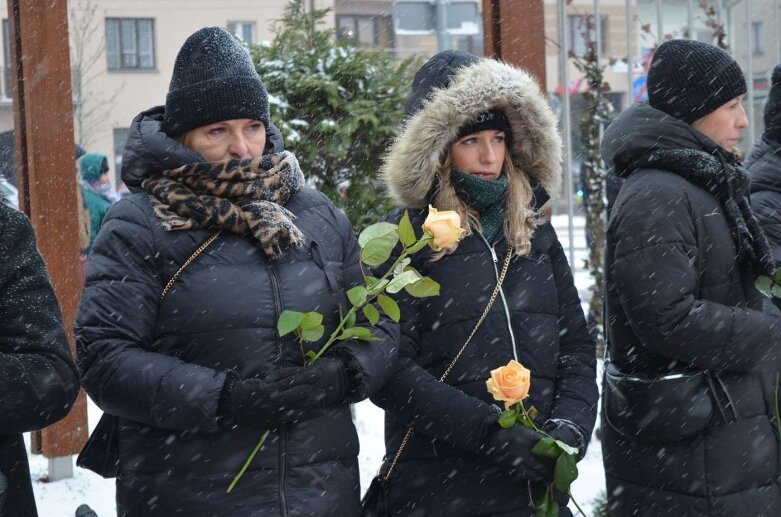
[370,50,598,516]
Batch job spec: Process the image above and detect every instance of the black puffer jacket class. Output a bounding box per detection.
[372,53,597,516]
[75,107,398,516]
[747,137,781,266]
[602,103,781,516]
[0,203,80,517]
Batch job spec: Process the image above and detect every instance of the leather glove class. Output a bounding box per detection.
[219,357,351,428]
[482,425,556,483]
[543,420,587,461]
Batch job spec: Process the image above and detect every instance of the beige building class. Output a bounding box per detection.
[0,0,334,185]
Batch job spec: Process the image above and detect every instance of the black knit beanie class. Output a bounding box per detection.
[456,110,512,141]
[648,39,746,124]
[763,65,781,144]
[163,27,270,138]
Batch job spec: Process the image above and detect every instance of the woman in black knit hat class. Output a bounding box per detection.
[601,38,781,516]
[74,27,397,516]
[369,50,598,516]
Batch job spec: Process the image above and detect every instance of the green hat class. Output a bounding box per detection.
[80,153,109,182]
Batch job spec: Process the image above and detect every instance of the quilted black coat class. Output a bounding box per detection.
[0,203,79,517]
[602,103,781,516]
[75,107,398,516]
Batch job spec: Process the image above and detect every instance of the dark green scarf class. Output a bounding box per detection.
[452,170,507,243]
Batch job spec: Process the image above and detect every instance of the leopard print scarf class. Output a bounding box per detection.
[141,151,305,259]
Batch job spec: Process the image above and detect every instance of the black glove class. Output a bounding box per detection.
[482,425,556,483]
[219,357,351,428]
[270,357,351,408]
[543,420,587,461]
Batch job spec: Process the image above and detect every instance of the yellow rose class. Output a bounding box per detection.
[486,359,531,409]
[423,205,465,251]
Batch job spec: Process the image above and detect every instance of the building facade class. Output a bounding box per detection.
[0,0,334,185]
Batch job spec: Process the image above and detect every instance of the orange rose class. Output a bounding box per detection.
[486,359,531,409]
[423,205,465,251]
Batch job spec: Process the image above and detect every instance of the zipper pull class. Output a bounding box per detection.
[489,246,498,263]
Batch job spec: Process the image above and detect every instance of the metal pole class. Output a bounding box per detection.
[436,0,450,51]
[657,0,663,43]
[8,0,88,479]
[688,0,694,39]
[745,0,755,146]
[594,0,601,61]
[626,0,633,106]
[773,0,781,63]
[557,0,575,265]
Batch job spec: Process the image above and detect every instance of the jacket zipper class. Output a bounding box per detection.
[477,234,519,361]
[268,263,289,517]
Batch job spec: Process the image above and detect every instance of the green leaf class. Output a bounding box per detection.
[304,350,317,363]
[393,257,411,277]
[756,276,773,297]
[300,311,323,330]
[358,221,398,247]
[347,286,368,307]
[363,303,380,325]
[553,453,578,494]
[531,437,561,460]
[774,267,781,284]
[386,270,422,294]
[406,232,432,254]
[533,489,559,517]
[554,439,579,457]
[398,210,416,247]
[361,235,398,268]
[367,278,390,296]
[300,325,325,342]
[337,326,382,342]
[528,405,539,421]
[277,310,304,337]
[377,294,401,322]
[346,310,357,329]
[498,410,517,429]
[365,275,380,289]
[404,277,441,298]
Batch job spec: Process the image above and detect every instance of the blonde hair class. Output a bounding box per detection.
[177,130,196,150]
[430,151,538,260]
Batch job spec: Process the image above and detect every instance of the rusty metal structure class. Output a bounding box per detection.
[7,0,88,479]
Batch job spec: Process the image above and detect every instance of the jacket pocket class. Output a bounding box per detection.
[603,362,714,443]
[309,240,344,293]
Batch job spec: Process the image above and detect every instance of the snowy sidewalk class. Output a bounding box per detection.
[29,214,606,516]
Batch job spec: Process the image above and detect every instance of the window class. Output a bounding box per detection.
[227,21,256,45]
[752,21,764,55]
[336,15,394,49]
[105,18,155,71]
[2,19,11,99]
[567,15,608,57]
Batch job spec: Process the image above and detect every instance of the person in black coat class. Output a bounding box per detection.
[601,39,781,516]
[370,50,598,516]
[0,201,80,517]
[747,64,781,280]
[74,27,397,516]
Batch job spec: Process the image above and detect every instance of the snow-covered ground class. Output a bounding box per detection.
[28,214,606,516]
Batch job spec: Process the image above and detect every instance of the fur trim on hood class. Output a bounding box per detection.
[382,58,562,208]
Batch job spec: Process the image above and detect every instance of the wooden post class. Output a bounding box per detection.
[8,0,88,476]
[482,0,547,87]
